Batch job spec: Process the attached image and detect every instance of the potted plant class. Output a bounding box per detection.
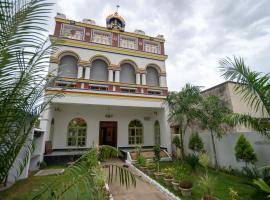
[171,165,187,191]
[163,167,174,186]
[199,174,216,200]
[137,155,147,171]
[179,180,193,197]
[146,162,156,176]
[153,145,164,179]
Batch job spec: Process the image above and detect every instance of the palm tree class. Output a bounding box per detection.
[199,95,232,168]
[166,83,202,158]
[0,0,60,184]
[32,145,136,200]
[219,57,270,134]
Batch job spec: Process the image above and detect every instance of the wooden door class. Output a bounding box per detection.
[99,121,117,147]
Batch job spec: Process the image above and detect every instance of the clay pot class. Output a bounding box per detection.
[179,180,193,197]
[146,168,155,176]
[171,181,179,190]
[163,176,173,186]
[154,172,164,179]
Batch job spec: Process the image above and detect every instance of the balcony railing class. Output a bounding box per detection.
[51,78,168,97]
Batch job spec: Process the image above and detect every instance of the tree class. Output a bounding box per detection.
[219,56,270,135]
[0,0,61,184]
[199,95,232,168]
[235,134,257,166]
[188,131,204,153]
[153,144,161,172]
[166,84,202,158]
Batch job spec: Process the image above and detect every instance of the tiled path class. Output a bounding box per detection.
[105,160,169,200]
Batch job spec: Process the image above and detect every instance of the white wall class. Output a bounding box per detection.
[50,104,170,150]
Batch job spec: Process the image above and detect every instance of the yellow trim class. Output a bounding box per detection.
[57,77,168,89]
[57,50,81,61]
[55,18,165,42]
[89,54,111,65]
[51,36,167,61]
[46,89,165,101]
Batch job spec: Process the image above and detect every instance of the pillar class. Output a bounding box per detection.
[85,66,91,79]
[77,65,83,79]
[160,76,167,87]
[115,70,120,82]
[108,69,113,82]
[136,73,141,85]
[141,73,146,85]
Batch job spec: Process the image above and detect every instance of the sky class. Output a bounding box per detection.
[53,0,270,91]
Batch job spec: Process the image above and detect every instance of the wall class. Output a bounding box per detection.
[179,130,270,169]
[50,104,170,151]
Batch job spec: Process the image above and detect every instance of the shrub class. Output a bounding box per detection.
[229,188,238,200]
[185,154,199,171]
[153,145,161,171]
[137,155,146,167]
[188,131,204,153]
[162,167,174,178]
[199,174,216,197]
[173,165,189,181]
[199,153,210,171]
[235,134,257,166]
[172,136,181,149]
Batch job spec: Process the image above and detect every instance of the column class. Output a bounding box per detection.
[108,69,113,82]
[160,76,167,87]
[141,73,146,85]
[85,66,91,79]
[136,73,141,85]
[77,65,83,79]
[115,70,120,82]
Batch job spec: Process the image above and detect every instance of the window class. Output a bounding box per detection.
[119,36,137,50]
[144,42,160,54]
[58,55,78,78]
[61,24,84,40]
[128,120,143,145]
[90,59,109,81]
[120,63,136,84]
[146,66,160,86]
[92,30,112,45]
[154,120,160,145]
[67,118,87,146]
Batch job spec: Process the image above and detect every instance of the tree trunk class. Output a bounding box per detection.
[179,128,185,159]
[210,130,218,169]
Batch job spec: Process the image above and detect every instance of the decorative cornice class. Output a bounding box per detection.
[78,60,90,65]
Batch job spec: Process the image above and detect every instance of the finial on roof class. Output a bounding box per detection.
[106,6,125,31]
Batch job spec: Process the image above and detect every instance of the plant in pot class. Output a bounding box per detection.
[146,162,156,176]
[172,165,188,191]
[163,167,174,186]
[179,179,193,197]
[199,174,216,200]
[137,155,147,171]
[153,145,164,179]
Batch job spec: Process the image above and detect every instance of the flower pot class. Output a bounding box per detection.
[163,176,173,186]
[202,196,217,200]
[179,180,193,197]
[146,168,155,176]
[154,172,164,179]
[171,181,179,190]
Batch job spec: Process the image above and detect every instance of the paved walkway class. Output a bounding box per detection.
[104,160,168,200]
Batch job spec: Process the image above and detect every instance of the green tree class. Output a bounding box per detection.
[219,56,270,135]
[153,144,161,172]
[199,95,232,168]
[188,131,204,153]
[166,84,202,158]
[235,134,257,166]
[0,0,61,184]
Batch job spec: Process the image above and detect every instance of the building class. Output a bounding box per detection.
[40,11,171,162]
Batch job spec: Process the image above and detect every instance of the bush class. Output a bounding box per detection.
[153,145,161,172]
[188,131,204,153]
[185,154,199,170]
[235,134,257,165]
[172,136,181,149]
[137,155,146,167]
[199,153,210,170]
[199,174,216,197]
[173,165,189,181]
[39,161,47,169]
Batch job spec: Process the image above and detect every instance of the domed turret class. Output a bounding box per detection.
[106,6,125,31]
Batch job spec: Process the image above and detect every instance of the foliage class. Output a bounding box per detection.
[199,153,210,171]
[137,155,146,167]
[199,95,233,168]
[0,0,61,184]
[188,131,204,153]
[33,145,136,199]
[199,174,216,197]
[38,161,47,170]
[229,188,238,200]
[162,167,174,178]
[253,178,270,198]
[153,145,161,172]
[166,84,202,158]
[135,145,142,158]
[172,136,181,149]
[235,134,257,165]
[185,154,199,171]
[219,56,270,135]
[173,165,189,181]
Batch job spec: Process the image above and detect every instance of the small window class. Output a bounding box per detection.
[119,36,137,50]
[61,24,84,40]
[128,120,143,145]
[67,118,87,146]
[154,120,160,145]
[91,30,112,45]
[144,41,160,54]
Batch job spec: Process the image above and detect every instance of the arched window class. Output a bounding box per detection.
[90,59,108,81]
[120,63,136,84]
[58,55,78,78]
[154,120,160,145]
[128,120,143,145]
[67,118,87,146]
[146,66,159,86]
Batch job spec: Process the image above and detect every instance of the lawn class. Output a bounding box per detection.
[152,161,267,200]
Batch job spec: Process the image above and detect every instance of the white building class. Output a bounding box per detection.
[40,11,171,163]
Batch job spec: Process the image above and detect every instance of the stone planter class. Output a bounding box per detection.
[171,181,179,190]
[179,180,193,197]
[163,176,173,186]
[154,172,164,179]
[146,168,155,176]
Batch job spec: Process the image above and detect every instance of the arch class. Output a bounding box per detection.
[154,120,161,145]
[58,55,78,78]
[90,59,109,81]
[119,59,138,71]
[67,118,87,146]
[128,119,143,145]
[89,54,111,66]
[146,65,160,86]
[145,63,162,74]
[57,50,81,62]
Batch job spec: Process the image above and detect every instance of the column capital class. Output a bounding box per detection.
[50,56,59,64]
[160,72,167,76]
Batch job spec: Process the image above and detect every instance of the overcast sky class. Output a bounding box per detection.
[53,0,270,91]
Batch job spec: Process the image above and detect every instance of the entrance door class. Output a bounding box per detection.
[99,121,117,147]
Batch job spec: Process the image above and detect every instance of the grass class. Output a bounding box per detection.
[152,161,268,200]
